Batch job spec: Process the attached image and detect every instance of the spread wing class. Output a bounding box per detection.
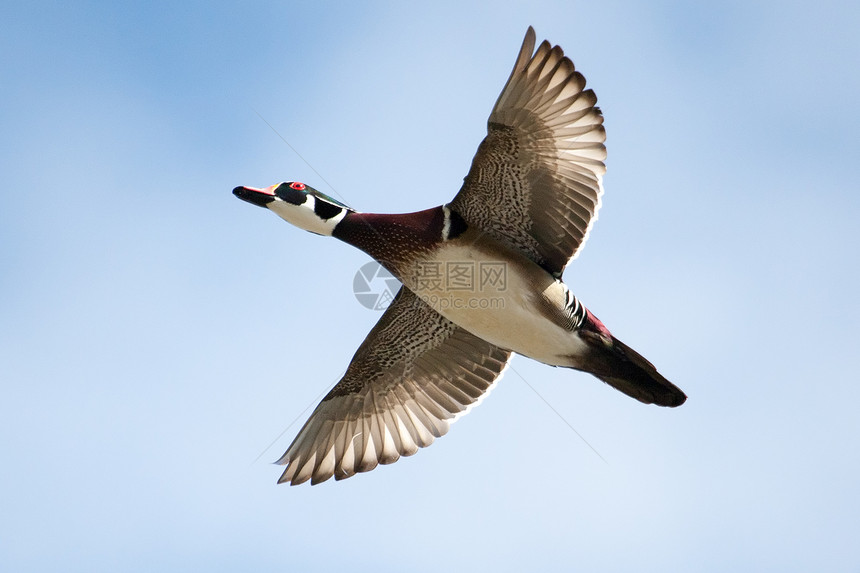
[450,26,606,277]
[275,287,512,485]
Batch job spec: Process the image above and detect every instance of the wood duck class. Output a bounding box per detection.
[234,27,686,486]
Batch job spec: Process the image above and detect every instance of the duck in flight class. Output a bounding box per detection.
[234,27,686,485]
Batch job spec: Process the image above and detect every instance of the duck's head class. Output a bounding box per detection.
[233,181,353,236]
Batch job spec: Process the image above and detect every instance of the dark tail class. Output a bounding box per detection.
[583,335,687,407]
[569,308,686,407]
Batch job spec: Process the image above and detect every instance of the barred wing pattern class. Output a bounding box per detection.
[276,288,512,485]
[450,26,606,277]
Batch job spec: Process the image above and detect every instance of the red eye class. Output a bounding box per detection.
[290,182,306,190]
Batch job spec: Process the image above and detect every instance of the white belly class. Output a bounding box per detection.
[402,243,585,366]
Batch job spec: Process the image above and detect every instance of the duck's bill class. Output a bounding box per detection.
[233,185,277,208]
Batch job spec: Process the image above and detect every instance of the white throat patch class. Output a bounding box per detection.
[268,195,348,236]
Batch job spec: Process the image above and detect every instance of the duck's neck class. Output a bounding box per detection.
[333,206,446,273]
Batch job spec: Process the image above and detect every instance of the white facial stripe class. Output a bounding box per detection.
[323,203,348,230]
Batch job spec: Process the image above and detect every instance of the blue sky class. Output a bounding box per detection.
[2,1,859,571]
